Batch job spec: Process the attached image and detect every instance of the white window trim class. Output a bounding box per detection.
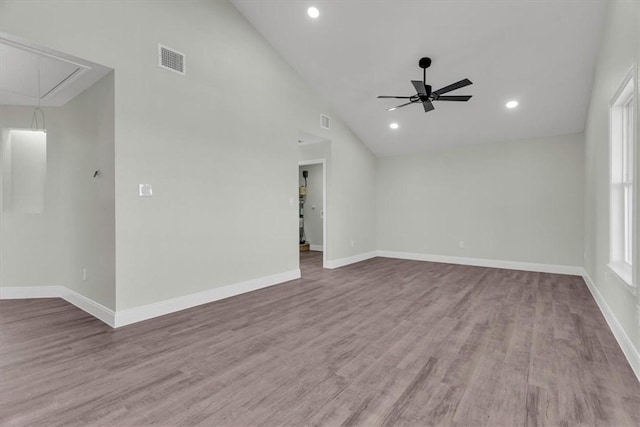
[607,262,634,295]
[608,64,637,295]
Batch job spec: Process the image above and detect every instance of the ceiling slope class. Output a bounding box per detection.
[231,0,606,156]
[1,33,112,107]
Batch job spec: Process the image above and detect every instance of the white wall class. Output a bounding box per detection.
[0,0,377,311]
[0,72,116,309]
[377,133,585,267]
[583,0,640,355]
[299,164,323,248]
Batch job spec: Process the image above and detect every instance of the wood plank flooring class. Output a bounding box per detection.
[1,252,639,426]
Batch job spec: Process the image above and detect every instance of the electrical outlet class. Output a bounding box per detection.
[82,268,87,281]
[350,239,354,248]
[636,305,640,328]
[459,241,465,248]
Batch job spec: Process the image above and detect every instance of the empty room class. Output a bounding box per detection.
[0,0,639,426]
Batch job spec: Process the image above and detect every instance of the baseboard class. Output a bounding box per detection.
[0,269,300,329]
[375,250,584,275]
[0,285,66,299]
[114,269,301,328]
[0,286,115,327]
[325,251,377,269]
[310,244,323,252]
[581,270,640,383]
[61,289,115,327]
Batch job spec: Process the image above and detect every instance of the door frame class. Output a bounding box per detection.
[298,159,327,269]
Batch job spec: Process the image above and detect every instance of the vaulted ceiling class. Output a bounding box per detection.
[231,0,606,156]
[0,35,111,107]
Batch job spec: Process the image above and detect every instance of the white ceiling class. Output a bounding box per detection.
[0,33,112,107]
[231,0,606,156]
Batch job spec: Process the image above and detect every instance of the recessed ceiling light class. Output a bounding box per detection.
[307,6,320,19]
[389,122,399,130]
[506,100,518,109]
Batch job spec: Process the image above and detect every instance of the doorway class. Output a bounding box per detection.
[298,159,326,271]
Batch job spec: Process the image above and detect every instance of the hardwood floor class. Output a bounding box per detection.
[1,252,639,426]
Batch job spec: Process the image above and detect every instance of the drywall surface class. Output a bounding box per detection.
[298,137,376,262]
[299,164,323,248]
[583,0,639,352]
[0,73,116,309]
[0,0,376,310]
[377,133,584,267]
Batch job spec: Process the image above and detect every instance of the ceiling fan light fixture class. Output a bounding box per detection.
[377,59,473,114]
[506,100,518,109]
[389,122,399,130]
[307,6,320,19]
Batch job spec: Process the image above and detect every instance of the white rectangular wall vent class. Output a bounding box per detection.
[158,44,185,75]
[320,114,330,130]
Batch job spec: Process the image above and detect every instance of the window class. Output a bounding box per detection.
[609,67,635,290]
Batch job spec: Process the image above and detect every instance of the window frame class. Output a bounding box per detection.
[608,65,637,295]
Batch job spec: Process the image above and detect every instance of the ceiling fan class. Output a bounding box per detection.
[378,57,473,113]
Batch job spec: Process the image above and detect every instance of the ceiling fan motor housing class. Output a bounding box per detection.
[376,56,472,113]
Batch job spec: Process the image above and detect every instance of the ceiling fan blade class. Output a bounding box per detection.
[388,101,414,111]
[377,96,412,99]
[433,79,473,95]
[435,95,472,102]
[411,80,427,95]
[422,100,434,112]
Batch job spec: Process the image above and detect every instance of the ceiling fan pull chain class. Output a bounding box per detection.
[30,109,39,131]
[31,107,45,132]
[30,55,46,132]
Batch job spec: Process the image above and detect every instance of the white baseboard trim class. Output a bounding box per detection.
[0,269,300,329]
[375,250,584,275]
[0,286,115,327]
[61,289,115,327]
[0,285,66,299]
[581,270,640,383]
[310,244,323,252]
[325,251,377,269]
[113,269,301,328]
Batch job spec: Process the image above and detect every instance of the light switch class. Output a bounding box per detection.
[139,184,153,197]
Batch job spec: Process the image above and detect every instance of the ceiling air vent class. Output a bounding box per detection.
[158,44,185,75]
[320,114,330,130]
